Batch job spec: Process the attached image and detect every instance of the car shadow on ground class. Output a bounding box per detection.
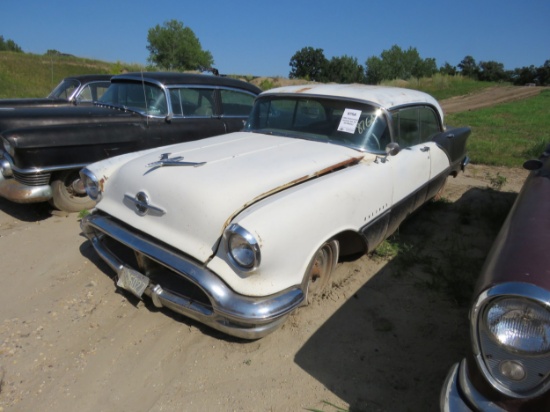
[0,198,53,222]
[294,187,517,412]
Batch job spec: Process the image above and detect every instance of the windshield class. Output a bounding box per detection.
[244,96,390,152]
[48,78,80,100]
[98,81,168,116]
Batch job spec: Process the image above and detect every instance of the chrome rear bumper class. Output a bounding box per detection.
[80,213,304,339]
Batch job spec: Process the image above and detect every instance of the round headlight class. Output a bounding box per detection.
[225,224,260,271]
[485,297,550,354]
[79,168,102,201]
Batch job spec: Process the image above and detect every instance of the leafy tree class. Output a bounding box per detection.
[0,35,22,52]
[478,60,509,82]
[458,55,478,78]
[413,56,437,78]
[365,55,384,84]
[146,20,213,71]
[289,47,327,81]
[325,55,365,83]
[537,60,550,86]
[364,45,436,84]
[440,62,458,76]
[512,65,538,85]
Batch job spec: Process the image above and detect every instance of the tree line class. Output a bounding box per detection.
[2,21,549,86]
[289,45,550,86]
[0,35,22,52]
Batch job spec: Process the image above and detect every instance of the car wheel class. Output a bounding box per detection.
[303,240,339,304]
[50,170,96,213]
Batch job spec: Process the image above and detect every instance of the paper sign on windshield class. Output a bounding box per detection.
[337,109,362,134]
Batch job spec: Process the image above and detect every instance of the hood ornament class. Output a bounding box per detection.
[145,153,206,174]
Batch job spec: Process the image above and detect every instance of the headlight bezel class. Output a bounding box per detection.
[1,137,14,157]
[472,282,550,399]
[224,223,261,272]
[79,168,102,202]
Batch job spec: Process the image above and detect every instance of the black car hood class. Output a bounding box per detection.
[0,105,140,135]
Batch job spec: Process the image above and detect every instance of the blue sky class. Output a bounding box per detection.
[2,0,548,77]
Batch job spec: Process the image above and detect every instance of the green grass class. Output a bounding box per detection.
[381,73,502,100]
[0,51,144,98]
[446,89,550,167]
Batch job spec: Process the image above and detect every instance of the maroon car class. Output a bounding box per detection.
[441,144,550,411]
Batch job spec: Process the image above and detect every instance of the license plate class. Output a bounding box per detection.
[117,266,149,298]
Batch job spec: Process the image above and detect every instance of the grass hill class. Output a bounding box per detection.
[0,51,143,98]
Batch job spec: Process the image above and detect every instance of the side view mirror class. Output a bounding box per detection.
[385,142,401,156]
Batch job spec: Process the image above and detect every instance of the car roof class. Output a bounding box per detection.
[64,74,113,82]
[112,72,261,94]
[261,83,443,120]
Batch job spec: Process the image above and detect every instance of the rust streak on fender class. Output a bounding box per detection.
[221,155,364,230]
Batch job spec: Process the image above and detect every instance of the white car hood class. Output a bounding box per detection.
[97,131,364,263]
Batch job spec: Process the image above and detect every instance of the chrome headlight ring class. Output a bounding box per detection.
[472,282,550,399]
[1,137,14,157]
[79,168,102,202]
[224,224,261,272]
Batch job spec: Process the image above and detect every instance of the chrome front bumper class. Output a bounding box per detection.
[80,213,304,339]
[0,154,52,203]
[441,360,506,412]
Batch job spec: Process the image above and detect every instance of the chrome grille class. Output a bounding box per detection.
[13,171,51,186]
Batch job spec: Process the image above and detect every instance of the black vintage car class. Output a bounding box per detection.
[0,74,112,108]
[0,72,261,212]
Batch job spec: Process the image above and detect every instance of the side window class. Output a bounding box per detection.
[393,107,420,148]
[219,89,255,116]
[418,107,440,142]
[77,85,93,102]
[170,88,215,117]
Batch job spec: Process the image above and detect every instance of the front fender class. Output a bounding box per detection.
[207,159,393,296]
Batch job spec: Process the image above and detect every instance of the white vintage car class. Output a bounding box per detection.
[80,84,470,339]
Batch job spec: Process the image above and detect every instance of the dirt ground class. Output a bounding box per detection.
[0,87,541,412]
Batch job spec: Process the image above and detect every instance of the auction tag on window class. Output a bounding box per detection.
[337,109,362,134]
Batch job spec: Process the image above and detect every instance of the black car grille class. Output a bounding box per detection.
[13,171,51,186]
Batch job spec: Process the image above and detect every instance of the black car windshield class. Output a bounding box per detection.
[48,78,80,100]
[244,96,390,153]
[98,82,168,116]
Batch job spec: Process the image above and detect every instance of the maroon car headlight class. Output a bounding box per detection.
[485,297,550,354]
[472,283,550,399]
